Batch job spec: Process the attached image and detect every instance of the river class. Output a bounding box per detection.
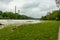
[0,20,41,29]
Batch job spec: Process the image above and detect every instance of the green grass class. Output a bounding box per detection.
[0,21,59,40]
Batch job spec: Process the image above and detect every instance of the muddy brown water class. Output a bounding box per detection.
[0,20,41,29]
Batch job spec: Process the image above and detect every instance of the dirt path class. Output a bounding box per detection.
[58,26,60,40]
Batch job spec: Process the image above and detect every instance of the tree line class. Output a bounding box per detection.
[0,11,33,19]
[40,10,60,21]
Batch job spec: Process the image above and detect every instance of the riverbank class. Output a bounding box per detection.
[0,21,59,40]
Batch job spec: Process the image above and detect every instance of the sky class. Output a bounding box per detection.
[0,0,58,18]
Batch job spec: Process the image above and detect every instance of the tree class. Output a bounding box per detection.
[40,10,60,21]
[0,11,33,19]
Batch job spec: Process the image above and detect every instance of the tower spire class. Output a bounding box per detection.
[15,6,16,13]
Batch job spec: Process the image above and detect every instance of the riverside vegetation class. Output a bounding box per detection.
[0,11,33,19]
[41,10,60,21]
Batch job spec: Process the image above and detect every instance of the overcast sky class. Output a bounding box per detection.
[0,0,58,18]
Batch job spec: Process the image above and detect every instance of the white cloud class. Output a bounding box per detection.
[0,0,58,18]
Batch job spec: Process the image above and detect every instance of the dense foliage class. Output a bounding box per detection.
[0,11,33,19]
[41,10,60,20]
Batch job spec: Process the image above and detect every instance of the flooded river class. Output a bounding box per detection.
[0,20,41,29]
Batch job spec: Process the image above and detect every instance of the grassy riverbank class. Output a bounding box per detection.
[0,21,59,40]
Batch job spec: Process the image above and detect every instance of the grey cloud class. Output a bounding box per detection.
[23,2,40,9]
[20,9,47,18]
[21,2,40,13]
[0,8,5,11]
[0,0,58,18]
[0,0,13,4]
[40,6,56,11]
